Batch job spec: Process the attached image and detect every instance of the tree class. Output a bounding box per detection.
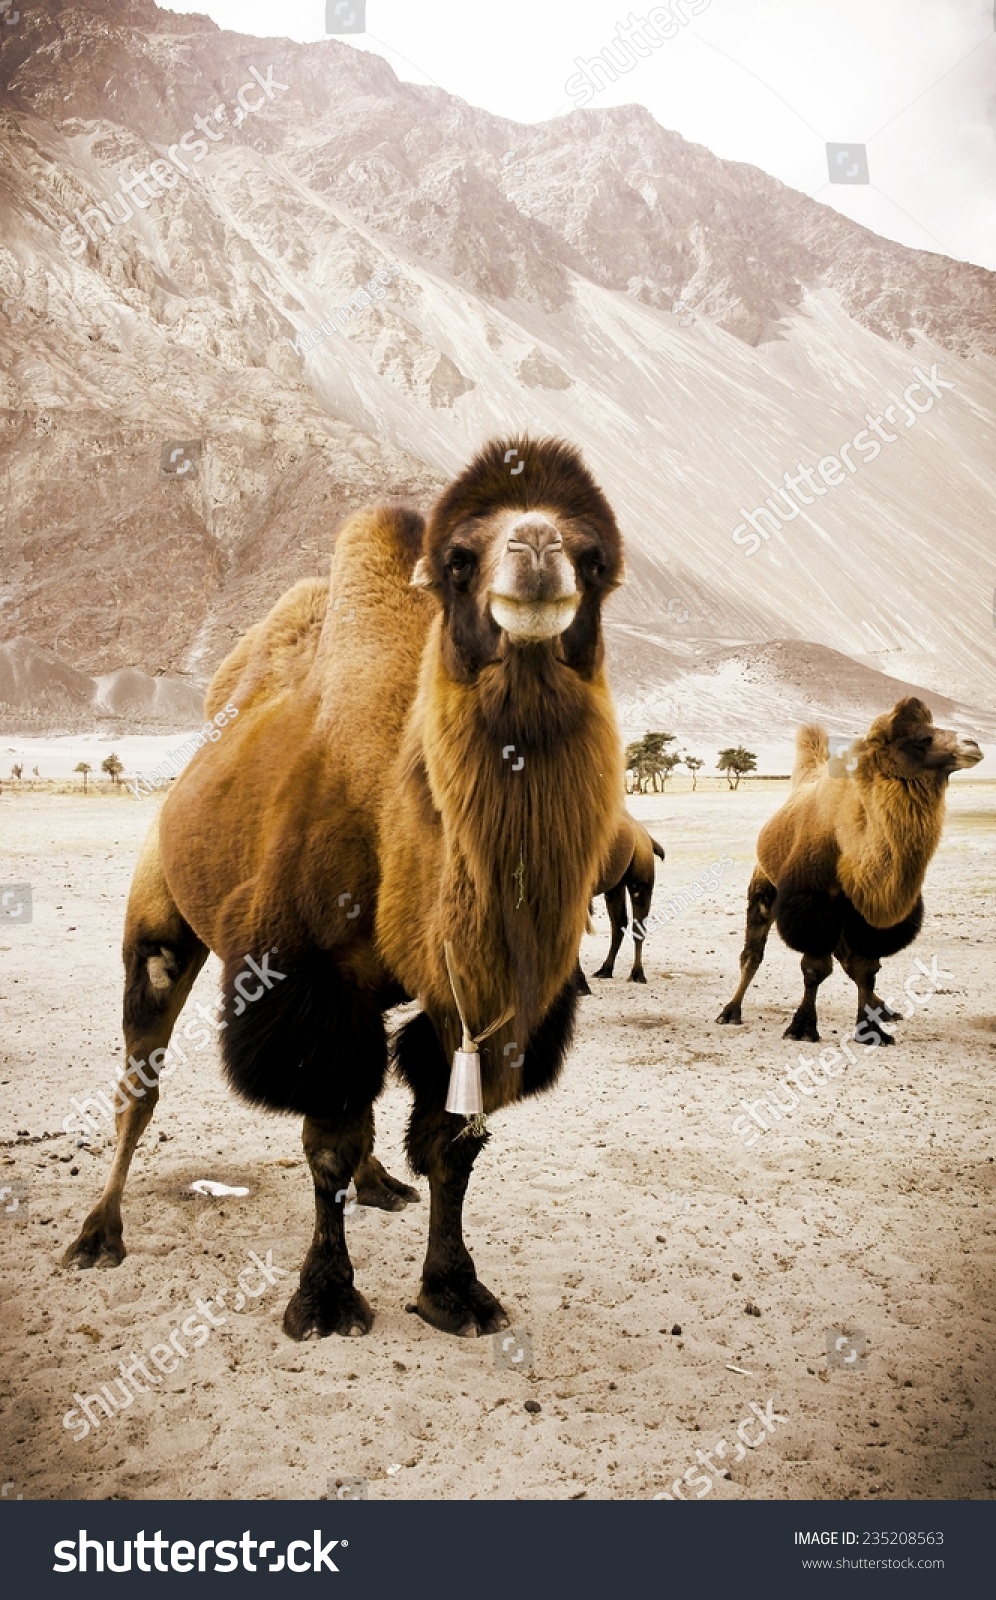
[683,754,704,791]
[10,763,23,780]
[625,731,677,793]
[659,751,682,789]
[101,753,124,786]
[717,746,757,791]
[74,760,93,793]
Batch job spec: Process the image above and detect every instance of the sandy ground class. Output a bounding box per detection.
[1,782,993,1503]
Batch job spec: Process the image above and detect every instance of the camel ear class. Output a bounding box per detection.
[410,557,437,590]
[889,697,933,738]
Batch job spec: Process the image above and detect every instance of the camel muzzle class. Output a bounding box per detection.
[489,518,579,641]
[952,738,983,770]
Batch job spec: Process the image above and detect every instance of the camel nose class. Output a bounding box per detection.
[506,516,563,564]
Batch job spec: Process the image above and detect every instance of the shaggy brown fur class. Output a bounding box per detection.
[64,437,627,1344]
[717,698,982,1043]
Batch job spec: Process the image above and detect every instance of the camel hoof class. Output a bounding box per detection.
[575,972,592,997]
[282,1284,373,1341]
[355,1168,421,1212]
[416,1276,509,1338]
[628,970,647,984]
[857,1027,895,1047]
[716,1005,742,1025]
[62,1220,126,1271]
[784,1022,820,1042]
[593,967,613,980]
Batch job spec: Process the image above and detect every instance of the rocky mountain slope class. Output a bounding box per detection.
[1,0,993,739]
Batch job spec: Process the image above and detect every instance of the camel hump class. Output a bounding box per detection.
[793,723,830,786]
[204,577,329,720]
[332,502,426,591]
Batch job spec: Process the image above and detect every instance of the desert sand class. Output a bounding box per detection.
[1,782,993,1502]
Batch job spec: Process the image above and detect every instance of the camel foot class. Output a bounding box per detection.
[354,1159,420,1212]
[716,1003,743,1025]
[62,1212,126,1270]
[628,970,647,984]
[593,965,614,980]
[873,998,903,1022]
[283,1281,373,1341]
[575,970,592,997]
[856,1025,895,1048]
[784,1018,820,1042]
[416,1274,509,1338]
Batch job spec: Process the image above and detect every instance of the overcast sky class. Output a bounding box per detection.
[164,0,996,270]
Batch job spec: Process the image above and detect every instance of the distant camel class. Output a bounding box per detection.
[717,699,982,1043]
[65,437,627,1343]
[576,817,665,989]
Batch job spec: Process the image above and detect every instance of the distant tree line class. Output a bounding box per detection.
[625,733,758,793]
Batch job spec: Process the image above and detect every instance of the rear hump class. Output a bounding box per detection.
[793,724,830,787]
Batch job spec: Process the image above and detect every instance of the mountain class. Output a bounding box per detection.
[1,0,993,742]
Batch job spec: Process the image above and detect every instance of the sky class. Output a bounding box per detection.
[161,0,996,271]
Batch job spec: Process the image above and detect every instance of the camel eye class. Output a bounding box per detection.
[446,547,477,584]
[581,548,606,581]
[902,736,931,757]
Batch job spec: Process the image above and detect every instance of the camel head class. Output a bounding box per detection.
[856,698,983,783]
[412,436,623,679]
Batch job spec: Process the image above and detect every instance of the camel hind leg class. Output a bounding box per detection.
[628,877,652,983]
[835,940,896,1046]
[716,868,775,1024]
[783,952,834,1042]
[63,823,207,1269]
[594,882,628,978]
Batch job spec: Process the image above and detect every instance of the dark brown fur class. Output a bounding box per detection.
[717,699,981,1044]
[64,439,627,1344]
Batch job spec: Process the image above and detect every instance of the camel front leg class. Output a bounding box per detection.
[717,867,775,1024]
[283,1108,376,1340]
[397,1012,508,1338]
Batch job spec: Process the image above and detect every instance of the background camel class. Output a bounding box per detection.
[64,437,627,1343]
[576,817,665,990]
[717,698,982,1043]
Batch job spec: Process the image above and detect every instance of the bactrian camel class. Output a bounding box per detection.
[576,816,665,990]
[64,436,627,1342]
[717,698,982,1044]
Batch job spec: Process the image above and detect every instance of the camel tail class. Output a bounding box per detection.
[793,724,830,786]
[651,835,665,861]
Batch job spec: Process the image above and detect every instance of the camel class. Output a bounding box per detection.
[716,698,982,1044]
[64,436,627,1343]
[576,817,665,990]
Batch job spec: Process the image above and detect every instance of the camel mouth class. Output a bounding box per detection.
[488,592,580,642]
[951,740,984,771]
